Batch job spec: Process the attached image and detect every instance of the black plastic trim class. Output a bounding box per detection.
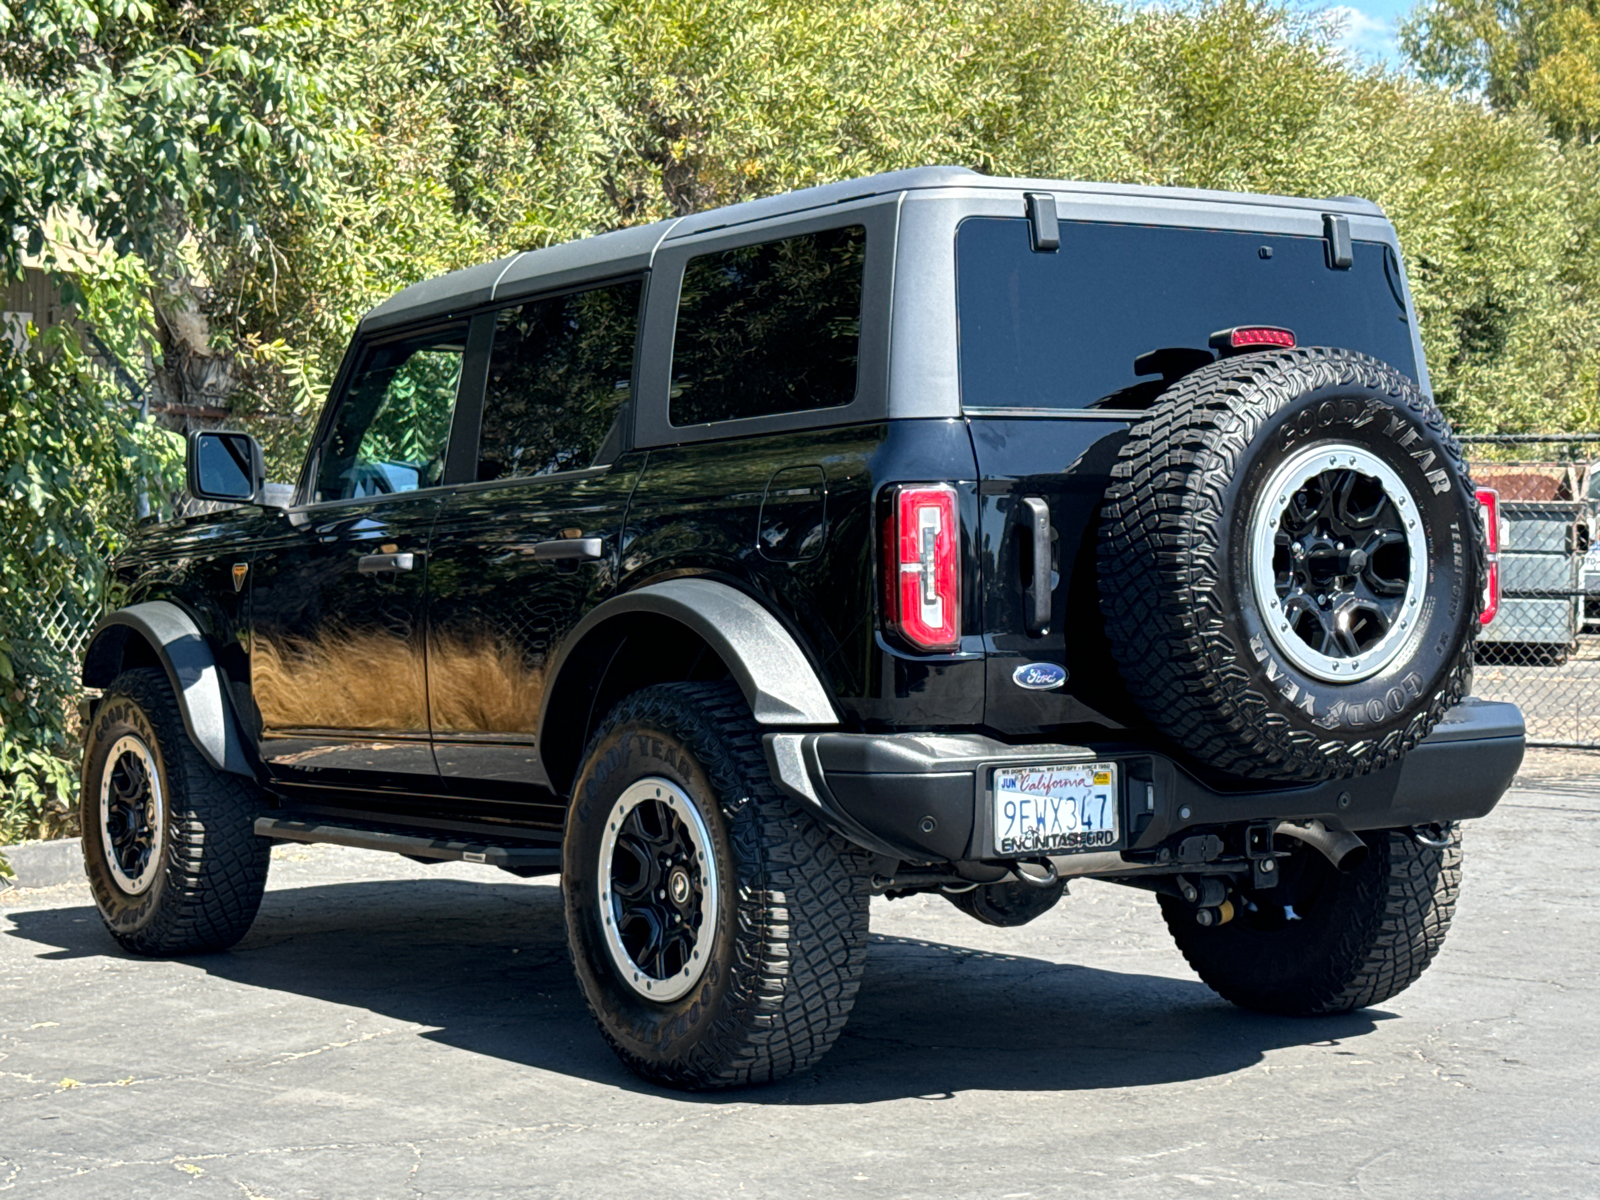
[256,817,561,867]
[764,700,1523,865]
[81,601,255,777]
[1324,212,1354,269]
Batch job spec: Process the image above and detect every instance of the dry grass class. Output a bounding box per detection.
[253,629,544,734]
[427,633,543,734]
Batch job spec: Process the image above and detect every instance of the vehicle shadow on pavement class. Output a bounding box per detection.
[4,877,1384,1103]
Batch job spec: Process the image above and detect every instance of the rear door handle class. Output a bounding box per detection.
[358,552,416,575]
[1019,497,1054,636]
[532,537,604,562]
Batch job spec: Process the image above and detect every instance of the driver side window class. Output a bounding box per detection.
[314,326,466,503]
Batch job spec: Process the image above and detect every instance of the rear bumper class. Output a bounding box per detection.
[763,698,1524,866]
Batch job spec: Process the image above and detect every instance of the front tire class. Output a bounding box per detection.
[80,668,271,955]
[1160,827,1462,1015]
[563,682,871,1089]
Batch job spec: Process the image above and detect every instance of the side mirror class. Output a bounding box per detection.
[186,430,264,504]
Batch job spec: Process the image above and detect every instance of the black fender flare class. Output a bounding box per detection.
[537,578,839,782]
[81,601,255,777]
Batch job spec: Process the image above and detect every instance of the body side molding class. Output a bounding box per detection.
[81,601,254,777]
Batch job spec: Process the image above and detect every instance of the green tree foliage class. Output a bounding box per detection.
[0,251,181,842]
[0,0,342,836]
[1402,0,1600,141]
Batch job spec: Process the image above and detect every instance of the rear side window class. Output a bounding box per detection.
[477,279,642,481]
[314,327,466,503]
[956,217,1417,411]
[670,225,865,426]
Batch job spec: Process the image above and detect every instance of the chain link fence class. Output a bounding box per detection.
[38,581,95,664]
[1466,434,1600,749]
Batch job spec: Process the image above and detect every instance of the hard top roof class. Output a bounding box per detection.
[359,166,1387,333]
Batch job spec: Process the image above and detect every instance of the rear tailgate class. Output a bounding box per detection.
[970,415,1134,737]
[958,211,1422,738]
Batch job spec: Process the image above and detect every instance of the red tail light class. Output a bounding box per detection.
[1476,487,1500,626]
[883,484,961,651]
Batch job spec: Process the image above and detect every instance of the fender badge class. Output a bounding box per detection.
[1013,662,1067,690]
[232,563,249,592]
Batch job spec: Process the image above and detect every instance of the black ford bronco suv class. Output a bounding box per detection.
[80,166,1524,1089]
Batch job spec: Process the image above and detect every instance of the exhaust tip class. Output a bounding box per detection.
[1274,820,1369,873]
[1333,840,1370,873]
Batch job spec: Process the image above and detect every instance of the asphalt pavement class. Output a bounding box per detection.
[2,762,1597,1199]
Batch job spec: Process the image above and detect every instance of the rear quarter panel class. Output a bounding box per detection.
[619,420,986,728]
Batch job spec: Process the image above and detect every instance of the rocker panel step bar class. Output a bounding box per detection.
[254,817,562,868]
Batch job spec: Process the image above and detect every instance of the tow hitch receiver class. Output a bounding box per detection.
[1246,821,1282,890]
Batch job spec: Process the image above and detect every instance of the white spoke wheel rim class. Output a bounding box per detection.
[1250,442,1427,684]
[98,734,166,895]
[597,777,720,1003]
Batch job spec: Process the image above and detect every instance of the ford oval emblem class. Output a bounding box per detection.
[1013,662,1067,690]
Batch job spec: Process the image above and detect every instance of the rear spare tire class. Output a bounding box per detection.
[1099,348,1481,781]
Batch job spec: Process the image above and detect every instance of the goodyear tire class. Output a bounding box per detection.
[1160,827,1462,1014]
[80,668,271,954]
[563,681,871,1089]
[1098,347,1482,781]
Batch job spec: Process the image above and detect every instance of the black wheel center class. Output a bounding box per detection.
[609,798,706,982]
[668,866,692,906]
[1271,467,1411,659]
[1237,843,1337,932]
[105,748,158,882]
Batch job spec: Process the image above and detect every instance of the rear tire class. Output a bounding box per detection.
[80,668,271,955]
[563,681,871,1089]
[1160,827,1462,1015]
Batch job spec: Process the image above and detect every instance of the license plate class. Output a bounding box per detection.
[992,762,1120,855]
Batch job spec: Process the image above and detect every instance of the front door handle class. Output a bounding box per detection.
[532,537,604,562]
[358,552,416,575]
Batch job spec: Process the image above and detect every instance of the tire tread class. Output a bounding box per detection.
[571,681,871,1089]
[83,668,269,955]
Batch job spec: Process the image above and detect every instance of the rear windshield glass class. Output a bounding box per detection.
[956,217,1416,411]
